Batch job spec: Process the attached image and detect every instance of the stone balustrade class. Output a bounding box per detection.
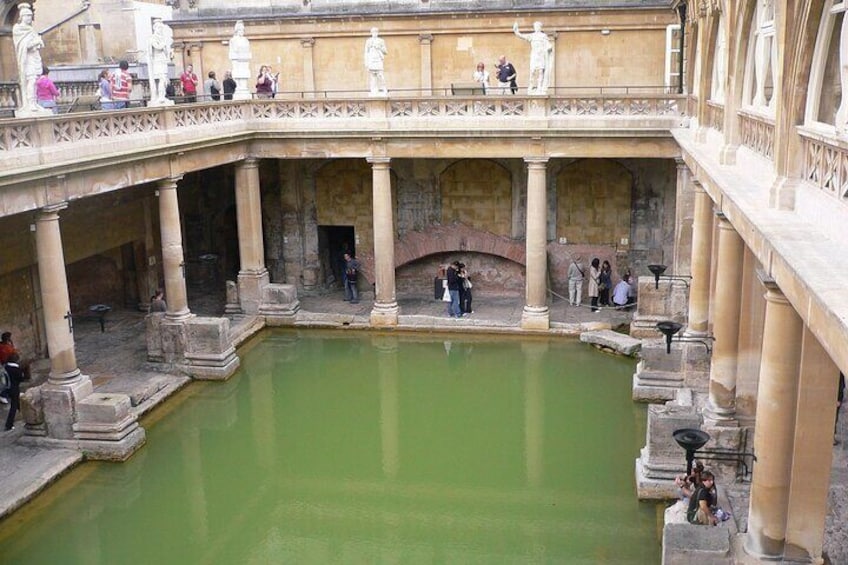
[738,108,775,160]
[799,127,848,207]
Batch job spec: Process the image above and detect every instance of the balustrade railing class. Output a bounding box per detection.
[739,108,775,160]
[0,91,686,155]
[799,128,848,205]
[706,101,724,133]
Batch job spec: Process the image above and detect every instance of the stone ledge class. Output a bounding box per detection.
[579,329,641,356]
[662,523,731,565]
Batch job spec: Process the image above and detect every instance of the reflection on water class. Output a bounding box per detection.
[0,330,660,564]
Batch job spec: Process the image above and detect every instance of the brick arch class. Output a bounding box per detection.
[355,223,525,286]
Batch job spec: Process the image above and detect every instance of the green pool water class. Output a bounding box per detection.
[0,330,660,564]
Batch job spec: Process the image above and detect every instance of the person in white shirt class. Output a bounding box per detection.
[473,62,489,94]
[612,276,634,310]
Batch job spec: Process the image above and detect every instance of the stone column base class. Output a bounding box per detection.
[521,306,550,331]
[636,395,700,500]
[259,283,301,326]
[183,317,241,381]
[224,280,241,314]
[633,339,684,403]
[370,302,399,327]
[238,269,270,315]
[20,385,146,461]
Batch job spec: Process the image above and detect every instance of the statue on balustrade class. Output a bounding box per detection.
[12,3,51,116]
[364,28,388,96]
[228,20,252,101]
[149,18,175,107]
[513,21,554,95]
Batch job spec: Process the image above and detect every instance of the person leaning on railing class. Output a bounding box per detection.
[35,66,59,113]
[111,60,132,109]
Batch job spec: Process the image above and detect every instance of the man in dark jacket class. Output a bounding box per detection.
[4,353,24,431]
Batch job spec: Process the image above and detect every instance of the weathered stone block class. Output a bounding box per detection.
[145,313,165,362]
[224,279,241,314]
[636,400,700,499]
[183,317,240,380]
[76,393,131,424]
[260,283,301,326]
[662,523,731,565]
[632,277,689,338]
[237,270,270,314]
[41,378,94,440]
[580,329,641,356]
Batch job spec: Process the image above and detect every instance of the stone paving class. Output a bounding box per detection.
[0,286,845,563]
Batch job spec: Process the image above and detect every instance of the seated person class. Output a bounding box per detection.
[686,470,717,525]
[674,460,704,500]
[612,276,634,309]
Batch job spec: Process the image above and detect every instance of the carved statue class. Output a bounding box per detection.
[149,18,174,106]
[364,28,388,96]
[228,20,252,101]
[513,21,554,95]
[12,3,50,116]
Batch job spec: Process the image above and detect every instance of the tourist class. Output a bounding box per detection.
[458,262,473,315]
[686,470,717,525]
[588,257,601,312]
[98,69,114,110]
[513,21,554,95]
[674,460,704,500]
[180,63,199,103]
[567,255,585,306]
[204,70,221,101]
[473,62,489,94]
[149,289,167,313]
[446,261,463,318]
[344,252,361,304]
[222,70,236,100]
[4,353,24,431]
[364,27,388,96]
[255,65,274,99]
[111,60,132,109]
[35,66,60,113]
[599,260,613,306]
[496,55,517,94]
[836,372,845,446]
[0,332,15,405]
[612,275,634,310]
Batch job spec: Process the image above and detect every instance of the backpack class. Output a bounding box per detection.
[346,266,358,282]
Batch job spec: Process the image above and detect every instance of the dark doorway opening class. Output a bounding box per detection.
[318,225,355,290]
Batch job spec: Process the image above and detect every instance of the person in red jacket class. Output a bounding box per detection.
[110,60,133,109]
[180,64,199,103]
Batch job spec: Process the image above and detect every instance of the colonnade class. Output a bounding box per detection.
[677,167,840,562]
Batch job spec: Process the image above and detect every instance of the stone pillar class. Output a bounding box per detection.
[745,280,802,560]
[419,34,433,95]
[34,203,93,439]
[368,157,399,326]
[35,204,83,384]
[784,328,839,563]
[672,158,694,276]
[686,182,713,334]
[521,158,550,330]
[705,213,744,422]
[235,158,270,314]
[158,177,191,320]
[301,38,316,96]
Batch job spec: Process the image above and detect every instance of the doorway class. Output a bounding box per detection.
[318,225,355,289]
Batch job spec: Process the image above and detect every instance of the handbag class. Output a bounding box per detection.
[442,287,452,302]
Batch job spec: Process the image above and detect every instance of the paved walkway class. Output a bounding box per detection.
[0,287,845,562]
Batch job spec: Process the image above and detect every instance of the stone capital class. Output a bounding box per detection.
[418,33,434,44]
[238,157,259,170]
[38,201,69,219]
[157,176,183,192]
[524,157,549,168]
[367,156,391,166]
[300,37,315,47]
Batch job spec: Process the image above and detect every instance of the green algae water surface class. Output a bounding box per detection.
[0,330,660,564]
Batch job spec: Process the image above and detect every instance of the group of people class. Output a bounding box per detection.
[675,462,730,526]
[444,261,473,318]
[470,22,553,95]
[0,332,26,432]
[567,256,635,311]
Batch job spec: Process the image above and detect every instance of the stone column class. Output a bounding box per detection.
[235,158,270,314]
[158,177,191,320]
[706,213,744,422]
[686,182,713,334]
[368,157,399,326]
[35,203,82,384]
[521,158,550,330]
[301,38,316,96]
[35,203,94,439]
[745,279,802,560]
[784,327,839,563]
[672,158,694,276]
[419,34,434,95]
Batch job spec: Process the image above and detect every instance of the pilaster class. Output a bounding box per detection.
[301,38,316,96]
[419,34,433,95]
